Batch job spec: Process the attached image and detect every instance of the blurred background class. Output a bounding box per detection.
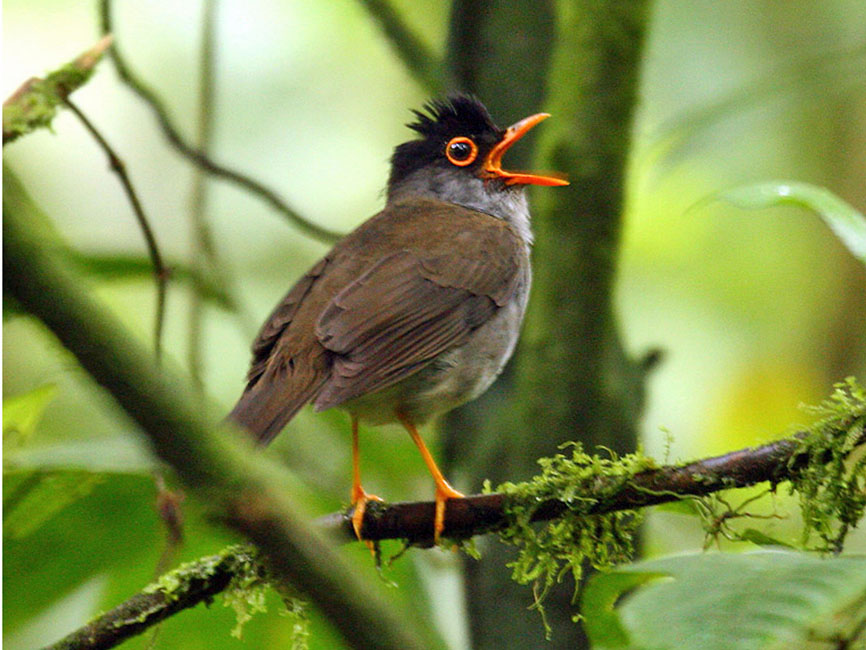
[4,1,866,648]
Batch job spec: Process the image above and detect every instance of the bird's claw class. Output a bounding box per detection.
[351,488,383,554]
[434,483,464,544]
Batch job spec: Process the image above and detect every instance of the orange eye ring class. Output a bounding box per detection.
[445,136,478,166]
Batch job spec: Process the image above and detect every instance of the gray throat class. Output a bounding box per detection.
[387,167,533,244]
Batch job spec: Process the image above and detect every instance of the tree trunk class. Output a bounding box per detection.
[443,2,652,647]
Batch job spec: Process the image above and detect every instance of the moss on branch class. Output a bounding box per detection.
[43,546,278,650]
[3,36,112,145]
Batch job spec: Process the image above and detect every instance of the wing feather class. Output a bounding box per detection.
[312,249,506,410]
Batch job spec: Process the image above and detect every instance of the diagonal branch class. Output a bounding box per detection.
[4,170,442,650]
[356,0,445,94]
[98,0,342,243]
[63,98,168,361]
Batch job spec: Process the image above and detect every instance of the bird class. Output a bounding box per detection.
[229,95,568,543]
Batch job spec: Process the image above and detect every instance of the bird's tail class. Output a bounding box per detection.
[227,384,308,446]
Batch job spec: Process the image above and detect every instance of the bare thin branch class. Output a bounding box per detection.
[64,98,167,360]
[98,0,342,243]
[188,0,219,392]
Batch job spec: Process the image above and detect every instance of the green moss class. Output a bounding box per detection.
[477,379,864,635]
[488,443,653,636]
[142,544,309,646]
[3,40,106,144]
[789,377,866,553]
[280,596,311,650]
[3,78,63,141]
[142,544,251,598]
[222,567,267,639]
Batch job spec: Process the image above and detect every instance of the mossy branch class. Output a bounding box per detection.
[4,171,442,650]
[3,35,112,145]
[40,409,864,649]
[42,546,260,650]
[319,415,866,544]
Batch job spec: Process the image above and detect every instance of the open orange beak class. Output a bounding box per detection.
[483,113,569,186]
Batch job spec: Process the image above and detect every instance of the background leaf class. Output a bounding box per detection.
[3,469,103,538]
[583,551,866,650]
[707,181,866,266]
[67,250,238,311]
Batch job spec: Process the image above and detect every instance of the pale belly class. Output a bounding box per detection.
[342,290,529,426]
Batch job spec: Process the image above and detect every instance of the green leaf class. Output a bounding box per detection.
[3,384,57,446]
[3,469,103,538]
[706,181,866,266]
[581,570,665,648]
[583,551,866,650]
[66,250,238,311]
[3,169,237,313]
[737,528,795,549]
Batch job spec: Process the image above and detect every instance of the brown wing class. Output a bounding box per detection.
[312,228,525,410]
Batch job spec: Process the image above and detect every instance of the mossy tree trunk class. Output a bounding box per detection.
[443,2,652,647]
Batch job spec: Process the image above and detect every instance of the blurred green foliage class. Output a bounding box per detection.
[582,551,866,649]
[3,1,866,648]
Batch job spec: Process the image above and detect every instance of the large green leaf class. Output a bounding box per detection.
[3,384,155,539]
[708,181,866,266]
[583,551,866,649]
[66,250,238,311]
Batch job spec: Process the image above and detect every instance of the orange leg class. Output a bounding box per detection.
[350,416,381,548]
[396,411,464,543]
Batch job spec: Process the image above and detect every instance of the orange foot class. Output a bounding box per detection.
[434,481,465,544]
[351,485,383,552]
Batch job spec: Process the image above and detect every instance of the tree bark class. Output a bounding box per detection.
[444,2,651,647]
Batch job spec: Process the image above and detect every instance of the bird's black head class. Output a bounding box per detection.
[387,95,568,196]
[388,95,501,189]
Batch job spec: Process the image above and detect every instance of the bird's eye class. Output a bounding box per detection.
[445,136,478,166]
